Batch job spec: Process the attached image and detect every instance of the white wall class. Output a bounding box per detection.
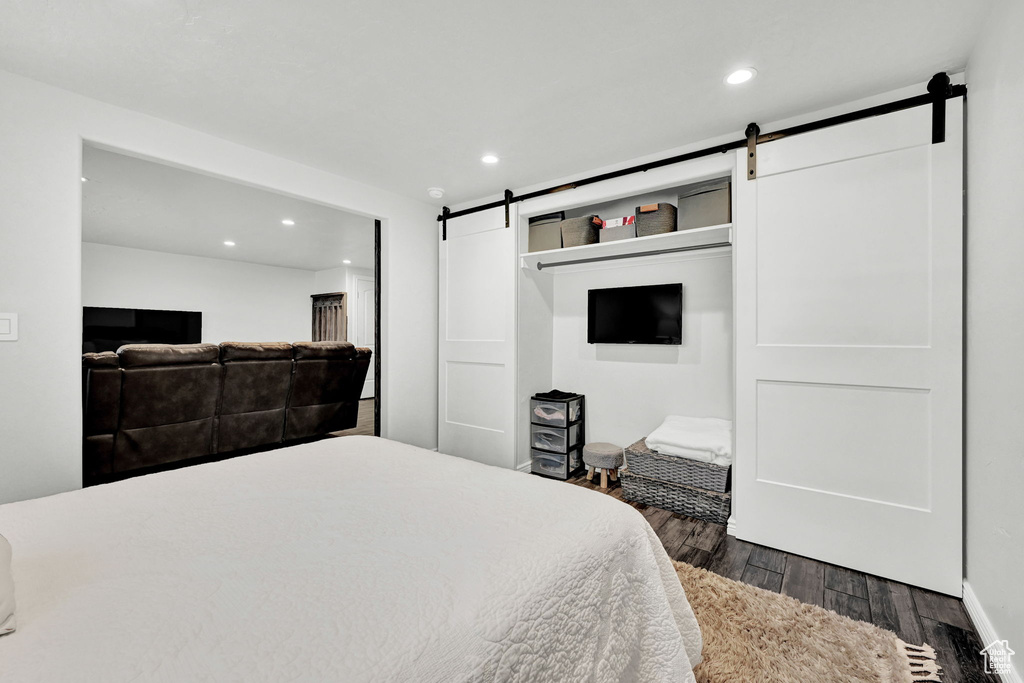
[550,252,733,449]
[965,0,1024,668]
[82,243,315,343]
[0,68,438,505]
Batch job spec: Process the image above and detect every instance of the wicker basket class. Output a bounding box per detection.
[560,215,601,247]
[624,439,730,492]
[620,467,731,525]
[635,203,677,237]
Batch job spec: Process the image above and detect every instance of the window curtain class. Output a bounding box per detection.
[311,293,347,342]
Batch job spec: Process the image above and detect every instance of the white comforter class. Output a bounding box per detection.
[0,436,701,682]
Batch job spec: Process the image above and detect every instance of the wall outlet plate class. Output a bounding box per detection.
[0,313,18,341]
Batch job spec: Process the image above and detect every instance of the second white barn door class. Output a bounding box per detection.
[438,206,516,468]
[734,101,964,595]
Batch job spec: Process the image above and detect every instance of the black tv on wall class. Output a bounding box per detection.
[587,283,682,345]
[83,307,202,353]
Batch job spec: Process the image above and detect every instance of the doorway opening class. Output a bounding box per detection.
[80,143,383,483]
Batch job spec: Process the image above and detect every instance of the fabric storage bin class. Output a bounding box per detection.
[530,394,583,428]
[620,467,731,525]
[624,439,730,492]
[531,422,582,454]
[635,203,677,237]
[531,446,584,480]
[677,178,731,230]
[560,216,602,247]
[528,212,564,253]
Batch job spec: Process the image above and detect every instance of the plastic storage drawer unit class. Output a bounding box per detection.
[530,396,583,428]
[530,422,583,454]
[529,390,585,481]
[531,446,584,479]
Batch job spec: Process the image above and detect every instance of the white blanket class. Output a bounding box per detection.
[0,436,701,682]
[645,416,733,466]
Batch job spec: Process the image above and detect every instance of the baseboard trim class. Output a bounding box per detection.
[726,515,737,537]
[516,461,532,473]
[963,580,1022,683]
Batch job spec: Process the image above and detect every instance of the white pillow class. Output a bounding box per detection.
[0,534,15,635]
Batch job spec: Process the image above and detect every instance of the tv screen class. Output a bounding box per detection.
[587,283,682,345]
[83,307,202,353]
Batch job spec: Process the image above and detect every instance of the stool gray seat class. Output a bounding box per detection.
[583,442,623,489]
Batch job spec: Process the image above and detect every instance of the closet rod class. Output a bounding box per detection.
[534,241,732,271]
[438,74,966,225]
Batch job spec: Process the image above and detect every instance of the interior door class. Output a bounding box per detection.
[354,275,375,399]
[734,101,963,595]
[438,206,516,468]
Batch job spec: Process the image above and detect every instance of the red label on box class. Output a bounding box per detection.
[602,216,635,229]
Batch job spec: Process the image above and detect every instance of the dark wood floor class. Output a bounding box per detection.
[567,473,997,683]
[330,398,375,437]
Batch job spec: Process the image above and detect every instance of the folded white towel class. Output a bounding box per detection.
[645,416,733,466]
[0,534,15,635]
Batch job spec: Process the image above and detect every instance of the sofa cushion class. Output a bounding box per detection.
[119,364,221,430]
[220,361,293,415]
[219,342,294,362]
[82,351,119,368]
[118,343,219,368]
[292,341,356,360]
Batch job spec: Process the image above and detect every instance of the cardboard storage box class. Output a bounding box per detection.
[677,179,731,231]
[600,223,637,242]
[528,212,564,252]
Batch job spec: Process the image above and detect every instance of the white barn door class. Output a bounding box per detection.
[438,206,517,468]
[734,101,963,595]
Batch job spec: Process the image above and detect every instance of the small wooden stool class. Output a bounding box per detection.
[583,442,624,489]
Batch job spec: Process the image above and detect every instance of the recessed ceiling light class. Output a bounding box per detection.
[281,218,295,226]
[427,187,445,199]
[342,259,352,265]
[481,154,500,164]
[725,67,757,85]
[223,241,236,247]
[81,177,88,182]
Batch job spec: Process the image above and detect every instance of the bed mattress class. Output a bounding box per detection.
[0,436,700,682]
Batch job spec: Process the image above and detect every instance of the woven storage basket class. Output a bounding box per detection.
[620,467,731,525]
[624,439,730,492]
[635,203,677,237]
[560,215,601,247]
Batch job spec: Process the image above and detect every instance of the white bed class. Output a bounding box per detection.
[0,436,701,682]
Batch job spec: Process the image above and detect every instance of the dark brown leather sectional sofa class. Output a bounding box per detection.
[82,341,371,484]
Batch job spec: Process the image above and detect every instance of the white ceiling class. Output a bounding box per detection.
[82,146,375,271]
[1,1,992,205]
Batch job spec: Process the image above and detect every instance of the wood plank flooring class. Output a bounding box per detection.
[566,472,997,682]
[330,398,375,437]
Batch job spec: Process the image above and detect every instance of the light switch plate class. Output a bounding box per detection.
[0,313,18,341]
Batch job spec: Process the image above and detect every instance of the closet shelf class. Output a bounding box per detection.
[519,223,732,271]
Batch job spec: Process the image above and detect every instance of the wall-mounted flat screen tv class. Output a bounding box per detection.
[587,283,682,345]
[82,306,202,353]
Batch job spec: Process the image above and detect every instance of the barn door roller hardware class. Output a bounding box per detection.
[436,73,966,223]
[745,123,760,180]
[927,72,952,144]
[441,206,450,241]
[504,189,514,228]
